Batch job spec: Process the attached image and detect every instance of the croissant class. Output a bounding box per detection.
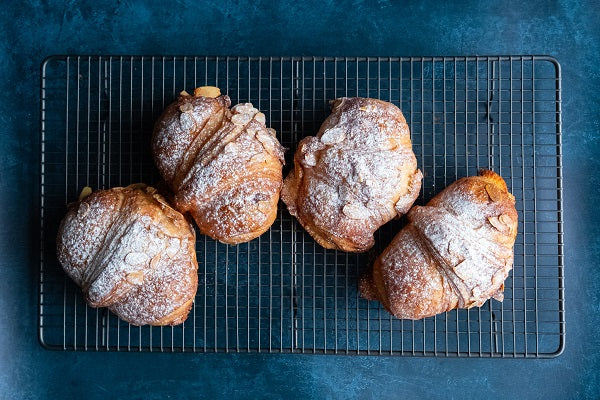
[360,170,518,320]
[56,184,198,326]
[152,87,285,245]
[281,97,422,252]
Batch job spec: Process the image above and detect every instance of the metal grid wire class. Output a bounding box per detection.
[39,56,564,356]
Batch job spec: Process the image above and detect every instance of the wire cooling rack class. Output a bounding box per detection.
[39,56,564,357]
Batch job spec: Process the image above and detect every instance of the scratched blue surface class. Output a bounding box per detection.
[0,1,599,398]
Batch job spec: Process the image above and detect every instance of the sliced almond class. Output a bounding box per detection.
[78,186,92,201]
[224,141,240,153]
[166,247,178,259]
[231,103,257,114]
[320,127,346,144]
[77,202,90,218]
[303,152,317,167]
[499,213,513,227]
[166,238,181,258]
[124,252,149,266]
[250,152,267,163]
[231,113,251,126]
[485,184,504,203]
[257,200,272,214]
[384,137,398,150]
[179,90,191,96]
[447,239,463,258]
[267,128,277,137]
[194,86,221,98]
[256,131,276,156]
[179,102,194,113]
[331,98,346,111]
[253,112,266,125]
[150,254,161,270]
[342,203,369,220]
[359,104,375,113]
[453,260,473,281]
[488,216,509,233]
[126,271,144,285]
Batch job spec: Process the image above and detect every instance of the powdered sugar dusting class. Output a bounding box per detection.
[56,185,198,326]
[281,97,422,252]
[152,92,285,244]
[362,171,518,319]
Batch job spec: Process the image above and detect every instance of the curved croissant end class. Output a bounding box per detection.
[360,170,518,320]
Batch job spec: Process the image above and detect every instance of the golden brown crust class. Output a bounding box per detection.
[56,184,198,326]
[152,88,285,245]
[360,170,518,319]
[281,97,422,252]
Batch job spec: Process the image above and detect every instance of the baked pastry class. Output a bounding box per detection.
[152,87,285,245]
[281,97,422,252]
[56,184,198,326]
[360,170,518,320]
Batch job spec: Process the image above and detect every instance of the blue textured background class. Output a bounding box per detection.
[1,1,599,398]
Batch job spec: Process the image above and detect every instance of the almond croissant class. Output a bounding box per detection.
[281,97,422,252]
[360,170,518,320]
[152,87,285,245]
[56,184,198,326]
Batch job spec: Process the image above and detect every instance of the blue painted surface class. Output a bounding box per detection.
[0,0,598,398]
